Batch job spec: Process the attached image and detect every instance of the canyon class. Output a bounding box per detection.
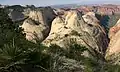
[1,4,120,71]
[5,4,120,63]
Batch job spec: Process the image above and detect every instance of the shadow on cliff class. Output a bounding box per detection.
[95,14,110,55]
[95,14,120,43]
[95,14,110,33]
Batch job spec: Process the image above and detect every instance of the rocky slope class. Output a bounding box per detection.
[43,11,108,57]
[106,19,120,64]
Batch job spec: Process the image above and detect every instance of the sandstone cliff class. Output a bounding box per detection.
[21,7,56,42]
[106,19,120,64]
[43,11,108,57]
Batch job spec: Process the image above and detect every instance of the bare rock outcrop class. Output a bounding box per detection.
[21,7,56,42]
[43,11,108,57]
[9,9,25,21]
[105,19,120,64]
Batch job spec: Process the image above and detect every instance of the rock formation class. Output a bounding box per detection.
[43,11,108,57]
[7,5,109,59]
[9,9,25,21]
[105,19,120,64]
[21,7,56,42]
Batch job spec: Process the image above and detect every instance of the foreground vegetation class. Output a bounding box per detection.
[0,8,120,72]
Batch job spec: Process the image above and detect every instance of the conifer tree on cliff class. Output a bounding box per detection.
[0,8,50,72]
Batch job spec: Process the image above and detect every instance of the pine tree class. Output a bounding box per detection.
[0,8,49,72]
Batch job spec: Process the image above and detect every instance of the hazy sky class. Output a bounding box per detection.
[0,0,120,6]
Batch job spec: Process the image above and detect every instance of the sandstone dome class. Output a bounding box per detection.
[43,11,108,56]
[21,7,56,42]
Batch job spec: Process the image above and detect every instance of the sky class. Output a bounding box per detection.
[0,0,120,6]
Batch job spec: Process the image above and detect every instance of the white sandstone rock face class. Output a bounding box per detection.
[21,8,55,42]
[43,11,108,56]
[106,19,120,62]
[82,12,99,24]
[28,10,46,25]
